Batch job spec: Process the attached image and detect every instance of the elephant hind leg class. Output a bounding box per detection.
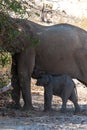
[61,91,68,113]
[75,51,87,85]
[69,91,80,113]
[60,86,72,113]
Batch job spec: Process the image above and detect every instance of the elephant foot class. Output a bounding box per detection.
[6,102,21,109]
[44,108,53,112]
[74,103,81,114]
[22,104,34,111]
[74,106,81,114]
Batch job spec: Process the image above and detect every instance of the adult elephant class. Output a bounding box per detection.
[1,13,87,110]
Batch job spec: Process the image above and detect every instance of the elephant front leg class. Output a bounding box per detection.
[18,49,35,110]
[11,54,21,109]
[19,73,33,110]
[44,85,53,111]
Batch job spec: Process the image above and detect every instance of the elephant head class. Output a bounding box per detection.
[0,12,38,53]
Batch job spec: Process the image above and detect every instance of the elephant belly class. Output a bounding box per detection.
[36,47,79,78]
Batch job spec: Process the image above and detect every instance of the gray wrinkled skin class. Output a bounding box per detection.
[36,74,80,113]
[5,17,87,110]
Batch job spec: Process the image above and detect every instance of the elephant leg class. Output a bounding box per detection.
[61,96,67,113]
[44,84,53,111]
[61,85,74,113]
[18,49,35,110]
[61,88,70,113]
[11,54,21,109]
[69,91,80,113]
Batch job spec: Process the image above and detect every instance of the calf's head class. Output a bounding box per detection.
[36,74,51,86]
[32,67,46,79]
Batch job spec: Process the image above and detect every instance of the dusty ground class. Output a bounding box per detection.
[0,79,87,130]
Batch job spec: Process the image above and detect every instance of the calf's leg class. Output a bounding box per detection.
[61,94,67,113]
[44,84,53,111]
[69,90,80,113]
[61,86,73,113]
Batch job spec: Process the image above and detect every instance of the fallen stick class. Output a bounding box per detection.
[0,83,13,94]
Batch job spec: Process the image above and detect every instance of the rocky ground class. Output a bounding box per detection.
[0,79,87,130]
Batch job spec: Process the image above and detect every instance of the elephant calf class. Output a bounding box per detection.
[36,74,80,113]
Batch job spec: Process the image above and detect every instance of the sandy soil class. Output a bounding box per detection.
[0,79,87,130]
